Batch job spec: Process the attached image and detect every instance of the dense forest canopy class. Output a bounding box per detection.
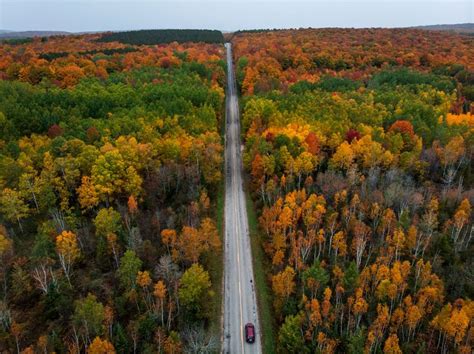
[98,29,225,45]
[233,28,473,354]
[232,28,474,104]
[0,32,226,352]
[0,26,473,353]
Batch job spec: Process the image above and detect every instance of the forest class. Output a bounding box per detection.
[0,33,226,352]
[98,30,225,45]
[0,26,473,353]
[233,28,473,353]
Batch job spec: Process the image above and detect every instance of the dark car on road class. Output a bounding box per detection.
[245,323,255,343]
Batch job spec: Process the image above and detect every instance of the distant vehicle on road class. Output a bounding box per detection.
[245,323,255,343]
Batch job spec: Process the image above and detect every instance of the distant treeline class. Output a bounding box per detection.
[97,29,224,45]
[414,23,474,34]
[39,47,138,61]
[0,37,34,45]
[234,29,283,34]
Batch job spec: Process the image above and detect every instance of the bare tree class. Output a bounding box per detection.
[183,325,219,354]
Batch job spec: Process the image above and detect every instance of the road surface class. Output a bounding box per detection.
[223,42,262,354]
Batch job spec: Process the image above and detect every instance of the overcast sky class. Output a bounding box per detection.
[1,0,473,32]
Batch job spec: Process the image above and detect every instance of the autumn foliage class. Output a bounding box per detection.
[232,28,474,99]
[0,32,224,352]
[0,26,472,352]
[236,28,473,353]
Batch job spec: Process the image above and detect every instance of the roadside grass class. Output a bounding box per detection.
[206,97,226,348]
[245,192,277,354]
[206,181,225,347]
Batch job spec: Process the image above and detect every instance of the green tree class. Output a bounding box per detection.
[31,232,55,260]
[112,323,130,353]
[117,250,142,290]
[178,263,211,312]
[346,328,366,354]
[278,313,307,353]
[73,293,105,343]
[303,261,329,298]
[0,112,15,138]
[0,188,29,232]
[343,262,359,294]
[94,207,122,265]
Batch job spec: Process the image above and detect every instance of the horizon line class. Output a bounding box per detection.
[2,22,473,34]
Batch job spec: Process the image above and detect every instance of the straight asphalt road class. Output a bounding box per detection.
[223,42,262,354]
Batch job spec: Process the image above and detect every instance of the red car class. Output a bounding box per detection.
[245,323,255,343]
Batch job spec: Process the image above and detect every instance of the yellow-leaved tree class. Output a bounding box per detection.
[88,337,116,354]
[55,230,80,284]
